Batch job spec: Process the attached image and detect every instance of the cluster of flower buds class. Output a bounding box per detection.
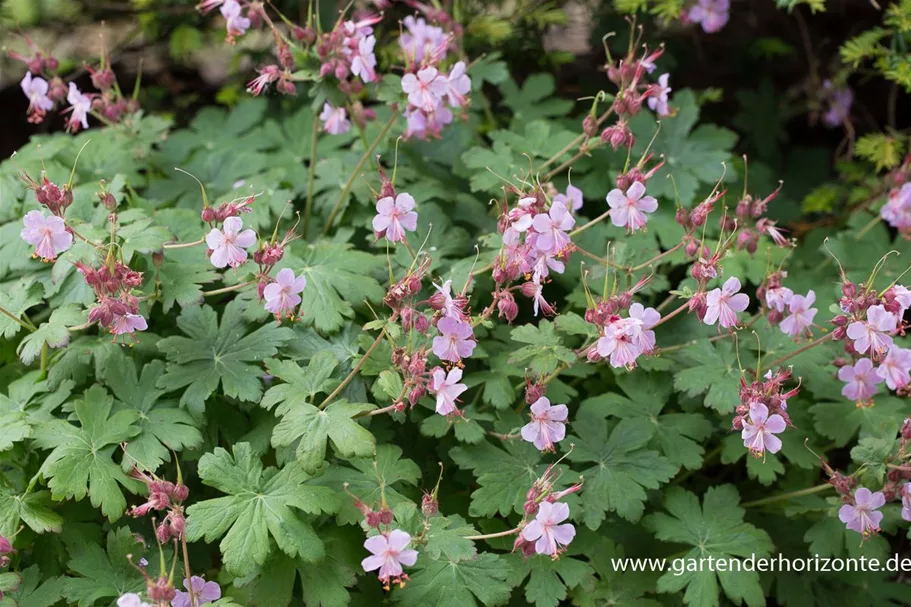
[723,181,790,253]
[127,469,190,545]
[0,534,12,569]
[345,484,419,589]
[76,257,147,338]
[512,462,582,558]
[317,14,380,87]
[398,10,470,140]
[732,368,797,456]
[602,30,672,121]
[12,33,137,132]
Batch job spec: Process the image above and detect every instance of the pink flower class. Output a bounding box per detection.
[881,184,911,235]
[399,16,447,64]
[531,202,575,254]
[891,284,911,312]
[741,402,786,456]
[606,182,658,233]
[350,35,377,83]
[765,285,793,313]
[401,67,448,112]
[320,103,350,135]
[21,73,53,123]
[902,484,911,522]
[264,268,307,318]
[877,345,911,391]
[430,367,467,415]
[520,397,568,452]
[361,530,418,583]
[373,193,418,243]
[526,279,556,317]
[628,303,660,353]
[688,0,730,33]
[66,82,91,132]
[431,279,465,321]
[553,185,583,213]
[779,290,817,338]
[21,210,73,261]
[847,305,897,356]
[647,73,672,116]
[596,318,642,368]
[432,317,476,362]
[838,487,885,537]
[206,216,257,268]
[221,0,250,40]
[111,313,148,336]
[171,577,221,607]
[509,197,537,232]
[838,358,882,403]
[118,595,152,607]
[521,501,575,556]
[704,277,750,328]
[444,61,471,108]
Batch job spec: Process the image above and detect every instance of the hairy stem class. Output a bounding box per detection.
[323,112,398,236]
[302,112,321,237]
[181,536,198,607]
[319,330,386,409]
[568,210,611,238]
[162,237,205,250]
[463,527,521,541]
[741,483,832,508]
[202,281,254,297]
[652,301,689,328]
[629,240,687,272]
[759,332,833,374]
[0,304,36,332]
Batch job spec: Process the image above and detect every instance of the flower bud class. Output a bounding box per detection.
[0,536,11,555]
[684,240,699,257]
[172,484,190,502]
[156,522,172,544]
[378,508,394,525]
[421,492,439,516]
[428,291,447,310]
[902,417,911,440]
[365,510,382,528]
[408,386,426,405]
[413,313,430,334]
[400,307,415,331]
[169,512,186,537]
[525,379,545,404]
[497,293,518,323]
[147,577,177,602]
[201,207,217,223]
[842,282,857,298]
[586,348,602,362]
[520,282,539,298]
[582,114,597,138]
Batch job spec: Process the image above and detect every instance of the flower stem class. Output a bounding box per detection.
[758,333,833,374]
[181,536,198,607]
[318,330,386,409]
[741,483,832,508]
[202,281,254,297]
[0,304,36,332]
[323,112,398,236]
[302,112,320,237]
[543,138,605,182]
[569,210,611,238]
[463,526,521,541]
[162,237,205,250]
[630,240,687,272]
[652,301,689,328]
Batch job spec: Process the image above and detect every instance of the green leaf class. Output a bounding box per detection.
[271,399,376,473]
[0,276,42,339]
[0,566,64,607]
[32,385,140,520]
[262,352,340,414]
[157,300,295,413]
[102,352,203,472]
[395,552,513,607]
[157,257,219,313]
[0,489,63,537]
[566,407,676,528]
[505,554,592,607]
[508,321,576,376]
[588,372,712,471]
[292,241,385,334]
[644,486,773,607]
[571,538,662,607]
[314,445,421,525]
[501,74,575,121]
[810,396,906,446]
[62,527,147,607]
[851,436,898,483]
[186,442,337,575]
[673,340,743,413]
[17,304,85,365]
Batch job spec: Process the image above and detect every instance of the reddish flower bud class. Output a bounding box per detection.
[201,207,217,223]
[0,536,11,555]
[842,282,857,298]
[421,492,439,516]
[902,417,911,440]
[172,484,189,502]
[497,293,518,323]
[378,508,394,526]
[582,114,597,138]
[413,313,430,334]
[525,379,545,404]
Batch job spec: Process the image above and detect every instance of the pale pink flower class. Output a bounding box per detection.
[430,367,467,415]
[553,185,583,213]
[532,202,575,254]
[704,277,750,328]
[628,303,660,353]
[508,197,537,232]
[432,317,476,362]
[521,397,568,452]
[361,530,418,582]
[444,61,471,108]
[521,501,575,556]
[779,290,817,338]
[847,305,896,356]
[839,487,885,537]
[606,182,658,233]
[764,285,793,313]
[320,103,350,135]
[891,284,911,312]
[66,82,91,132]
[838,358,882,403]
[350,35,377,83]
[111,313,148,336]
[171,577,221,607]
[647,73,672,116]
[596,317,642,368]
[221,0,250,40]
[264,268,307,318]
[688,0,730,33]
[21,73,53,122]
[401,67,448,112]
[527,279,555,317]
[117,594,152,607]
[399,16,447,64]
[741,402,786,455]
[877,345,911,391]
[206,216,257,268]
[21,210,73,261]
[373,193,418,243]
[432,279,464,321]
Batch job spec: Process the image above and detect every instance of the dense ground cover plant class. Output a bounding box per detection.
[2,1,911,606]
